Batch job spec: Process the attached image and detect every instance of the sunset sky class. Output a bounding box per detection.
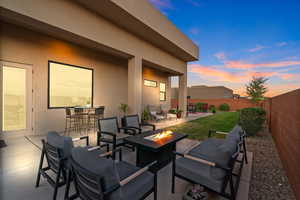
[149,0,300,97]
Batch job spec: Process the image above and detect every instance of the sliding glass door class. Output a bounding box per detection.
[1,61,32,135]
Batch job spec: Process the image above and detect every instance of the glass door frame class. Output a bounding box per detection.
[0,61,33,136]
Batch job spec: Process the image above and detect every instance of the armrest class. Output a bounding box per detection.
[120,161,157,186]
[72,136,89,146]
[98,131,117,137]
[174,152,230,171]
[208,130,228,137]
[87,144,109,152]
[141,123,156,131]
[99,148,122,161]
[119,127,137,135]
[216,131,229,135]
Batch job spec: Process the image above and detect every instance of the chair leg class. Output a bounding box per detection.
[229,174,236,200]
[53,167,62,200]
[171,157,176,193]
[243,140,248,164]
[153,173,157,200]
[35,148,45,187]
[64,170,72,200]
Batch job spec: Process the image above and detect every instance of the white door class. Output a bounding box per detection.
[0,61,33,136]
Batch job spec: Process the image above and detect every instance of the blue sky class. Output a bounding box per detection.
[149,0,300,96]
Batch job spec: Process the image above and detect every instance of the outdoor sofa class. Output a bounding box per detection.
[172,125,247,200]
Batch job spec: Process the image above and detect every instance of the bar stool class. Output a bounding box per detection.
[65,108,76,136]
[88,106,105,132]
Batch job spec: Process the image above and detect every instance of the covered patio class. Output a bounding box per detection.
[1,119,253,200]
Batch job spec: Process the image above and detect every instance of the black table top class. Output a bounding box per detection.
[124,130,187,152]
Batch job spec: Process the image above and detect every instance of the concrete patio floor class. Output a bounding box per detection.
[0,128,252,200]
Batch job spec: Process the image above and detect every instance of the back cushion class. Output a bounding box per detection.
[126,116,140,128]
[99,118,118,133]
[71,147,122,199]
[47,131,73,158]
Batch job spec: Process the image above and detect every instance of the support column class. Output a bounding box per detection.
[167,76,172,109]
[0,65,2,132]
[128,56,142,115]
[178,68,187,117]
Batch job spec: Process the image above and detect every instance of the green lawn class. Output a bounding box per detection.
[167,112,240,141]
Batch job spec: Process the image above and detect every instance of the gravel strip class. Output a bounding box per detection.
[247,130,296,200]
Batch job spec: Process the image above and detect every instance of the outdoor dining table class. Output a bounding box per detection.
[124,130,187,172]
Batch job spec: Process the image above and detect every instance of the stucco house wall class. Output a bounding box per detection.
[1,22,128,134]
[142,67,171,110]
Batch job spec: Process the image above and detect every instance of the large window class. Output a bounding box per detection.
[48,61,93,108]
[159,82,166,101]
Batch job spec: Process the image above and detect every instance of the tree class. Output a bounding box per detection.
[246,76,268,103]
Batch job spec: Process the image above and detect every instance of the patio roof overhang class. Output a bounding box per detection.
[75,0,199,62]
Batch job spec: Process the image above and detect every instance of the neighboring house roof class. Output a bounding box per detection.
[171,85,234,99]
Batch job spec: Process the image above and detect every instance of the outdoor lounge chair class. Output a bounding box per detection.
[35,131,109,200]
[66,146,157,200]
[207,125,248,164]
[97,117,136,152]
[123,114,156,134]
[172,139,242,200]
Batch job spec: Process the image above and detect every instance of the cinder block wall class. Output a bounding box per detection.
[171,98,256,110]
[265,89,300,199]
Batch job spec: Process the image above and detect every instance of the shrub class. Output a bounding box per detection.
[209,105,216,113]
[195,102,208,112]
[169,109,177,114]
[239,107,266,136]
[219,103,230,111]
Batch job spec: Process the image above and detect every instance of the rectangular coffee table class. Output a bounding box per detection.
[124,130,187,172]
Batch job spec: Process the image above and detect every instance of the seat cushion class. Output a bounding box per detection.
[46,131,73,158]
[116,161,154,200]
[71,147,122,199]
[101,133,130,145]
[176,157,224,193]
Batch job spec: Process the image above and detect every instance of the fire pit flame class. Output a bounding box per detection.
[153,130,173,140]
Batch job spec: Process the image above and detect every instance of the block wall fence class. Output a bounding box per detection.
[263,89,300,199]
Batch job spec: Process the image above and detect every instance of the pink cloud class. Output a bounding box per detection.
[188,64,299,83]
[278,73,300,80]
[265,84,300,97]
[224,60,300,69]
[189,64,276,83]
[214,52,226,60]
[248,45,267,52]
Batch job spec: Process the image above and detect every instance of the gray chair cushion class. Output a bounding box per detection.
[116,161,154,200]
[99,118,119,133]
[176,157,224,192]
[71,147,122,199]
[226,125,242,143]
[125,116,140,128]
[188,138,237,179]
[46,131,73,158]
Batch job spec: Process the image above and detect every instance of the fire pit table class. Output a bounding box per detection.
[124,130,187,172]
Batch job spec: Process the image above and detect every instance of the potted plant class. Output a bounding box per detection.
[176,109,183,118]
[119,103,128,116]
[141,108,151,123]
[119,103,129,126]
